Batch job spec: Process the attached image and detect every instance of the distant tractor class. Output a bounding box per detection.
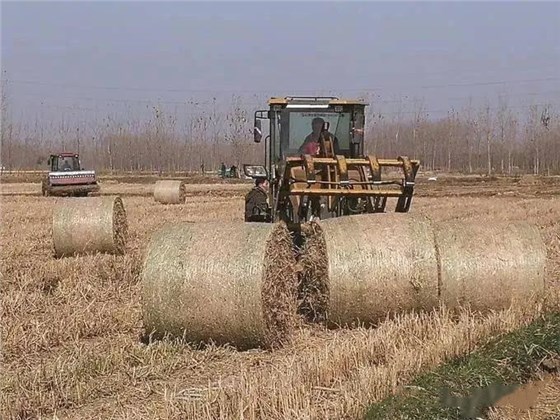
[41,153,100,197]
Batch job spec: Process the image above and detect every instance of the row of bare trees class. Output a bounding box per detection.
[1,93,558,175]
[365,103,558,175]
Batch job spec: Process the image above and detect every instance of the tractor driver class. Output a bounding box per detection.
[61,157,73,171]
[244,177,271,222]
[298,117,339,156]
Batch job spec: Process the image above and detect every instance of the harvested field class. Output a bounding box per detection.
[366,311,560,419]
[1,176,559,419]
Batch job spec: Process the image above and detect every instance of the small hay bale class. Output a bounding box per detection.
[141,221,298,350]
[52,195,127,258]
[153,180,186,204]
[302,213,440,328]
[435,219,547,311]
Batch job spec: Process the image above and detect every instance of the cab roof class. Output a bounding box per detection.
[52,152,79,157]
[268,96,368,106]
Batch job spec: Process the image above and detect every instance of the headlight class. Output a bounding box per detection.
[243,165,267,178]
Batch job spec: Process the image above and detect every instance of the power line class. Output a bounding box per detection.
[375,102,559,117]
[418,77,559,89]
[16,99,559,119]
[3,76,559,94]
[11,89,560,109]
[11,92,236,107]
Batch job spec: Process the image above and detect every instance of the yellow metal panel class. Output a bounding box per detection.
[303,155,316,183]
[336,155,349,183]
[267,97,368,106]
[268,97,289,105]
[289,188,405,197]
[367,155,381,181]
[329,99,368,106]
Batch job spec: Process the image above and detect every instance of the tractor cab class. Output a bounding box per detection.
[250,97,366,179]
[245,96,419,224]
[49,153,82,172]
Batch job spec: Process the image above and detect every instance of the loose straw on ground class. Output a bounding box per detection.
[52,195,127,257]
[153,180,187,204]
[141,221,298,350]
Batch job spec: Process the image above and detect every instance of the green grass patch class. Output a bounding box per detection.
[365,312,560,420]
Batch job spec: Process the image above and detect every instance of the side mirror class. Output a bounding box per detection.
[253,119,262,143]
[352,113,365,144]
[351,128,364,144]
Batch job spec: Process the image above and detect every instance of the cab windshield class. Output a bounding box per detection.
[279,110,351,158]
[54,156,80,171]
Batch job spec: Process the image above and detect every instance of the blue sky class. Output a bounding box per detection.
[2,1,559,122]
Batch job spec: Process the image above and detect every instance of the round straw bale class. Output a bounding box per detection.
[434,219,547,311]
[52,195,127,258]
[301,213,440,328]
[141,221,298,350]
[153,180,187,204]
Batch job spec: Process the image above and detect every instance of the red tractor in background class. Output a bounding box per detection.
[41,152,100,197]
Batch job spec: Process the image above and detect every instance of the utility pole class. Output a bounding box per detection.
[76,126,80,155]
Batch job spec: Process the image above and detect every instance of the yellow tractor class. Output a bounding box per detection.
[244,96,419,224]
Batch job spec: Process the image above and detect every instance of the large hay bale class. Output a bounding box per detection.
[302,213,440,328]
[153,180,186,204]
[141,221,298,349]
[52,196,127,258]
[435,220,547,311]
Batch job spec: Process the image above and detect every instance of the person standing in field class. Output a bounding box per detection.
[244,177,271,222]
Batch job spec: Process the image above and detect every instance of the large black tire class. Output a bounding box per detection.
[72,191,88,197]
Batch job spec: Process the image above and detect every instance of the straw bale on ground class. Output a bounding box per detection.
[141,221,298,349]
[435,219,547,311]
[301,213,547,327]
[52,195,127,257]
[302,213,440,328]
[153,180,187,204]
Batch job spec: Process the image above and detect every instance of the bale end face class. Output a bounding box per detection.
[298,221,329,324]
[261,222,300,348]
